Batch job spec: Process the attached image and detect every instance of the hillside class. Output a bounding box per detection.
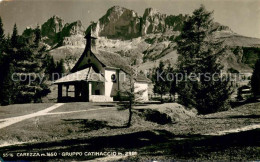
[28,6,260,73]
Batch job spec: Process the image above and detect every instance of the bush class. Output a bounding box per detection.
[251,59,260,98]
[114,91,130,101]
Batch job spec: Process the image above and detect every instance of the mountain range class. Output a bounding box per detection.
[23,6,260,73]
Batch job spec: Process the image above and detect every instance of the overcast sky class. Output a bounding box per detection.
[0,0,259,38]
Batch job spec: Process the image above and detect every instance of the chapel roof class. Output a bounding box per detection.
[91,48,132,73]
[54,67,105,84]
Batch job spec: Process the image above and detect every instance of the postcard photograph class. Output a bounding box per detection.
[0,0,260,161]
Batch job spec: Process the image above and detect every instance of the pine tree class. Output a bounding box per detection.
[251,59,260,98]
[34,24,41,45]
[11,24,18,48]
[0,45,4,105]
[0,16,4,65]
[45,55,57,80]
[0,61,16,105]
[11,26,50,103]
[55,59,66,79]
[166,64,177,101]
[0,17,4,43]
[176,5,232,114]
[0,17,16,105]
[152,61,169,103]
[0,16,4,66]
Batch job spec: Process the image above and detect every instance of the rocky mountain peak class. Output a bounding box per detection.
[39,6,236,48]
[102,5,139,21]
[52,15,63,23]
[88,6,188,39]
[63,20,85,36]
[43,15,64,33]
[108,6,127,13]
[89,6,141,39]
[41,15,65,45]
[142,8,168,35]
[61,20,86,46]
[143,8,160,17]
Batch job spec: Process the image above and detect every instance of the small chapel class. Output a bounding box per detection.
[54,31,151,102]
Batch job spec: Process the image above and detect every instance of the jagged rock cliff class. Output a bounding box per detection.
[60,20,86,46]
[41,15,64,37]
[41,15,65,45]
[142,8,167,35]
[25,6,260,73]
[41,6,233,47]
[90,6,141,39]
[89,6,188,39]
[41,16,85,47]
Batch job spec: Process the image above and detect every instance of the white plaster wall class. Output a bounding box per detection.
[89,95,113,102]
[104,69,117,97]
[134,82,149,101]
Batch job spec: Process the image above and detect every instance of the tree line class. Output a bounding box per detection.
[0,18,65,105]
[152,5,260,114]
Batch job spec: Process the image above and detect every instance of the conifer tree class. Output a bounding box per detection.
[34,24,41,45]
[0,16,4,67]
[152,61,169,103]
[251,59,260,98]
[176,5,232,114]
[0,17,4,43]
[10,25,50,103]
[55,59,66,79]
[45,55,57,80]
[11,24,18,48]
[0,62,16,105]
[0,32,17,105]
[0,23,20,105]
[0,16,4,64]
[0,24,43,105]
[0,16,5,105]
[166,64,177,101]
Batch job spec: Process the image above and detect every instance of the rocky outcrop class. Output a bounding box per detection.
[141,8,188,35]
[41,17,86,47]
[61,20,85,36]
[141,8,167,35]
[89,6,187,39]
[60,20,86,46]
[31,6,260,74]
[90,6,141,39]
[41,15,65,45]
[41,15,64,36]
[62,35,85,46]
[40,7,232,44]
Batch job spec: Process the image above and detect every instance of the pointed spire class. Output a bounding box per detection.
[85,27,97,51]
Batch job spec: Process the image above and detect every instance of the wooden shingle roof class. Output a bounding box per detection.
[54,67,105,84]
[92,49,132,73]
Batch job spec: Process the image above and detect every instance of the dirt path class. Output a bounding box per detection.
[0,103,65,129]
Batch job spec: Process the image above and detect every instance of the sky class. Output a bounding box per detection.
[0,0,259,38]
